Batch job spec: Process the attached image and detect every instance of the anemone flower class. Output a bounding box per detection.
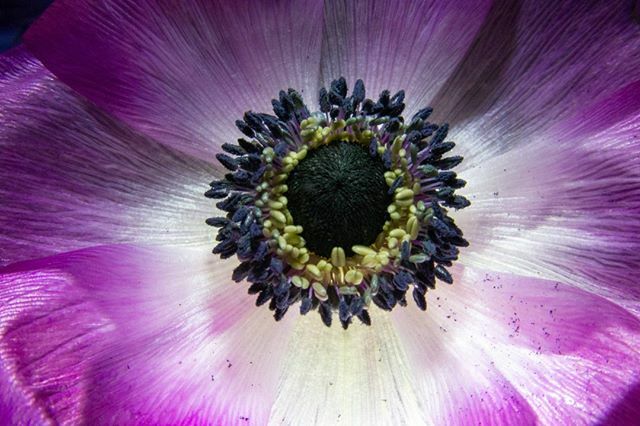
[1,1,640,425]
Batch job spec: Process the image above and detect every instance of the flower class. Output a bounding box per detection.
[1,0,639,424]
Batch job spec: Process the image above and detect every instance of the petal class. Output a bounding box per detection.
[320,0,493,116]
[456,81,640,312]
[24,0,325,159]
[0,358,49,425]
[393,266,640,424]
[434,0,640,154]
[598,381,640,425]
[0,47,216,265]
[270,307,535,425]
[392,302,537,424]
[552,79,640,141]
[269,311,428,424]
[0,245,296,425]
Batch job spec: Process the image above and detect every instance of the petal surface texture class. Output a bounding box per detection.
[392,267,640,425]
[457,80,640,314]
[0,245,296,425]
[270,311,428,425]
[24,0,325,159]
[320,0,493,116]
[0,47,216,265]
[435,0,640,157]
[0,358,49,425]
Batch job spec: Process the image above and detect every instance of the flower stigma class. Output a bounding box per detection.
[206,77,469,328]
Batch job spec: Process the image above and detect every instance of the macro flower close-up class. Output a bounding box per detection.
[1,0,640,424]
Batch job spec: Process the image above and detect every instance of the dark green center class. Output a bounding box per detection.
[286,141,390,257]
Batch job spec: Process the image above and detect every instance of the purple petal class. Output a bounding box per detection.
[0,245,296,424]
[320,0,493,116]
[0,47,216,265]
[434,0,640,153]
[392,266,640,424]
[0,358,48,424]
[599,381,640,425]
[24,0,324,160]
[554,79,640,140]
[456,80,640,313]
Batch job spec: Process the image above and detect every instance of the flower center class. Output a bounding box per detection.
[286,141,390,258]
[205,77,470,328]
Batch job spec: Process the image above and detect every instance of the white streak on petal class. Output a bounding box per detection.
[269,310,425,425]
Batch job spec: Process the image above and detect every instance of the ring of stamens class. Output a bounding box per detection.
[206,77,469,328]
